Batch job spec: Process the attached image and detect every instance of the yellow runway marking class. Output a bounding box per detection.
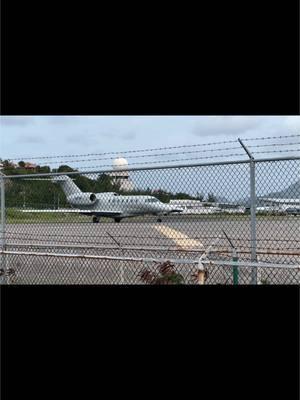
[155,225,204,250]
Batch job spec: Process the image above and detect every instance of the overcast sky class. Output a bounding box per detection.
[0,116,299,163]
[0,116,299,200]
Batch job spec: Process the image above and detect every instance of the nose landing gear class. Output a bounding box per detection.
[157,218,162,223]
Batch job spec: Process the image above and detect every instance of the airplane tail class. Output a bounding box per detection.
[52,175,82,197]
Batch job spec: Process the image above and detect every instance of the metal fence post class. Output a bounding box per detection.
[249,157,257,284]
[238,139,257,284]
[0,176,7,284]
[222,230,239,285]
[232,248,239,285]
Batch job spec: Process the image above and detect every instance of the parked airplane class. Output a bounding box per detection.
[255,197,300,215]
[169,199,245,214]
[260,197,300,206]
[168,199,222,214]
[22,175,183,223]
[259,197,300,212]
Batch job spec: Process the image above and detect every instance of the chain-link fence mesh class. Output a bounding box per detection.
[0,146,299,284]
[0,252,299,285]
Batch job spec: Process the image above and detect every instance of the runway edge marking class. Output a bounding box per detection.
[154,225,204,250]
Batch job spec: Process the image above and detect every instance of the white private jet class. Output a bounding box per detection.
[260,197,300,206]
[259,197,300,212]
[22,175,183,223]
[257,197,300,215]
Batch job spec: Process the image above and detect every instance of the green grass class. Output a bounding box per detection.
[5,208,294,224]
[6,208,89,224]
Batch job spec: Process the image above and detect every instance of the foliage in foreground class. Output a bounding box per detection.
[139,261,185,285]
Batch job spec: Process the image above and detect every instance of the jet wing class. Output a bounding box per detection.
[21,209,123,217]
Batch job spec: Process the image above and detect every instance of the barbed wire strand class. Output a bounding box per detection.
[243,134,300,142]
[6,134,299,162]
[6,139,239,161]
[76,153,248,170]
[6,142,299,166]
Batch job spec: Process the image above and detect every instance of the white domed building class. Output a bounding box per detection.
[112,157,129,171]
[109,157,135,192]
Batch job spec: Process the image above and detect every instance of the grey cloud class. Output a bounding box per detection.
[65,131,99,145]
[100,132,116,138]
[284,116,300,132]
[97,131,136,140]
[192,116,300,142]
[0,116,36,126]
[45,116,79,125]
[17,135,45,144]
[192,117,268,138]
[122,132,136,140]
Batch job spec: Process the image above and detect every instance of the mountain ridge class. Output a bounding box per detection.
[265,180,300,199]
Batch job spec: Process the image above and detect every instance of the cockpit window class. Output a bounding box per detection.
[146,198,159,203]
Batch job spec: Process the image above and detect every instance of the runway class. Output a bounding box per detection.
[5,215,299,260]
[2,215,299,284]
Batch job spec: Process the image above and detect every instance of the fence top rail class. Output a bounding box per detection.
[5,243,300,257]
[1,155,300,179]
[1,249,299,269]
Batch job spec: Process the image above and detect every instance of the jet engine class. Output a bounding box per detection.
[68,193,97,206]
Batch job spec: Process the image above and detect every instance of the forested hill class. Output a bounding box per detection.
[4,173,119,209]
[1,164,205,208]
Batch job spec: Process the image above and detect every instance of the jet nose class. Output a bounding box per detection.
[163,205,184,214]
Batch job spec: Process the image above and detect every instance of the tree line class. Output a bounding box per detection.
[1,162,216,207]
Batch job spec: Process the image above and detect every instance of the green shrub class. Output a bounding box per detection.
[139,261,185,285]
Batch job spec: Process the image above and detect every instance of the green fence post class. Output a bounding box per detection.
[232,248,239,285]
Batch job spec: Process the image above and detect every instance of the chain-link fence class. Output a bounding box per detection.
[0,251,299,285]
[0,137,299,284]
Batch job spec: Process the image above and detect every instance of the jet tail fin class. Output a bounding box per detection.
[52,175,82,196]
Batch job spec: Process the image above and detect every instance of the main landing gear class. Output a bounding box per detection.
[114,218,122,223]
[92,216,100,223]
[157,218,162,223]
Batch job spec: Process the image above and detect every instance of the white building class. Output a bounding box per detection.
[108,157,134,192]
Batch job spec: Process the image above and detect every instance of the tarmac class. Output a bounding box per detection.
[5,214,299,248]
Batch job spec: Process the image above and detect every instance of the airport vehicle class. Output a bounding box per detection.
[23,175,183,223]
